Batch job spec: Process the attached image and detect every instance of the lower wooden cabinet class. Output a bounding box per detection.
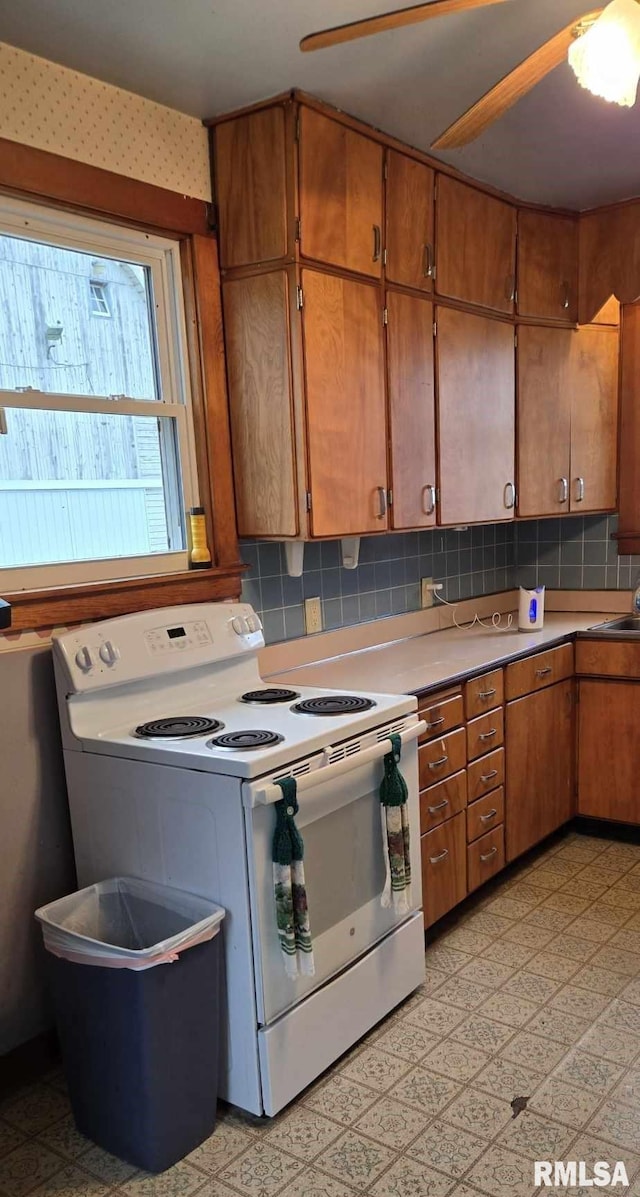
[421,811,467,927]
[578,679,640,823]
[468,825,505,892]
[506,679,574,862]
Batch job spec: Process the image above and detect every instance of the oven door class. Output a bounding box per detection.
[243,719,424,1025]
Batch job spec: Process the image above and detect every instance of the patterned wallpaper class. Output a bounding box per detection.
[0,41,211,199]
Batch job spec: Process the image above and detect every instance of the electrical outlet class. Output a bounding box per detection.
[421,577,435,609]
[304,596,323,634]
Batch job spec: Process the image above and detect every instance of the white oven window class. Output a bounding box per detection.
[301,793,386,937]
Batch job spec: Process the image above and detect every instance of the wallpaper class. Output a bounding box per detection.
[0,41,211,199]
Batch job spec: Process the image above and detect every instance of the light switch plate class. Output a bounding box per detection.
[304,597,323,634]
[421,577,435,609]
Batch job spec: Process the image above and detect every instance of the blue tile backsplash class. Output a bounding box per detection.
[241,514,640,645]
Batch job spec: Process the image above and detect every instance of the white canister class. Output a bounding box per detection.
[518,586,545,631]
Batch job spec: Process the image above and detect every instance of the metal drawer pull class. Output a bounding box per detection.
[480,769,499,783]
[504,481,516,509]
[426,716,445,729]
[423,242,435,278]
[506,273,516,303]
[480,809,498,823]
[480,846,498,862]
[376,486,387,519]
[561,281,570,310]
[575,476,585,503]
[428,799,449,814]
[559,477,569,504]
[478,688,496,699]
[428,755,449,770]
[373,224,382,262]
[429,849,449,864]
[536,666,552,677]
[422,484,437,515]
[479,728,497,741]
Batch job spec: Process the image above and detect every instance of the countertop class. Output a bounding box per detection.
[270,612,615,697]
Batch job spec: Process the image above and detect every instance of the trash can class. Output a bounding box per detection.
[35,876,225,1173]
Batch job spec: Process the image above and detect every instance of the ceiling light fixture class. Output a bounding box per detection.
[568,0,640,107]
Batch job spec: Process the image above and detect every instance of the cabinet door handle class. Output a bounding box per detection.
[428,799,449,814]
[422,484,437,516]
[373,225,382,262]
[423,242,435,278]
[480,809,498,823]
[478,688,496,699]
[428,755,449,770]
[574,476,585,503]
[561,281,570,310]
[480,846,498,862]
[505,273,516,303]
[480,769,499,783]
[536,666,552,678]
[376,486,387,519]
[479,728,497,741]
[559,477,569,504]
[504,481,516,509]
[429,849,449,864]
[426,716,445,729]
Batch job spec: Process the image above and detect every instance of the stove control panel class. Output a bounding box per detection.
[144,620,212,656]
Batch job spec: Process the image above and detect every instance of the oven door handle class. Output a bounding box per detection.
[251,720,426,806]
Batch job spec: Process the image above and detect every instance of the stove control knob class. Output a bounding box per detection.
[246,614,262,633]
[75,646,93,673]
[99,641,119,666]
[231,616,246,635]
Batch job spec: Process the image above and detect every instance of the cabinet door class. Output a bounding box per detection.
[569,325,619,513]
[302,270,388,537]
[422,811,467,927]
[517,211,578,322]
[299,107,383,278]
[506,680,574,862]
[436,175,516,314]
[578,680,640,823]
[214,107,289,270]
[385,151,435,292]
[437,307,515,525]
[387,291,436,529]
[517,326,572,517]
[223,272,298,537]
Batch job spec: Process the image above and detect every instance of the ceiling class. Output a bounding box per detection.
[2,0,640,209]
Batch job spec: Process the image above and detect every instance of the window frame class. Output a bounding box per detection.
[0,135,243,632]
[89,278,111,316]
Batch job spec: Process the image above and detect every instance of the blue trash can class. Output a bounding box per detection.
[35,877,225,1173]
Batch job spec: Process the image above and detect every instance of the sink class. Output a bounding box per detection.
[587,615,640,636]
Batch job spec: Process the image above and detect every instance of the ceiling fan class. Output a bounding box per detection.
[300,0,640,149]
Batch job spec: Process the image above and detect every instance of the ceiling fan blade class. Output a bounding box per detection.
[431,8,604,149]
[300,0,510,53]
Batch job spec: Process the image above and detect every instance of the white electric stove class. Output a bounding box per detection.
[52,602,426,1115]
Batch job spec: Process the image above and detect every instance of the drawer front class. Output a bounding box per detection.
[420,770,467,833]
[467,708,504,761]
[418,693,464,742]
[465,669,504,720]
[467,748,505,802]
[467,825,505,892]
[419,727,466,787]
[422,810,467,927]
[467,787,505,843]
[506,643,574,700]
[575,640,640,679]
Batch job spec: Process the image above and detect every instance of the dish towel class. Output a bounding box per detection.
[380,733,412,914]
[272,777,315,979]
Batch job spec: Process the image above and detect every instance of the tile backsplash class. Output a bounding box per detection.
[240,514,640,645]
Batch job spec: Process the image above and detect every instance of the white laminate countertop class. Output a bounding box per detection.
[269,612,615,697]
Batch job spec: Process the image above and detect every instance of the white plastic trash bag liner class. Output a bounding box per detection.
[35,877,224,970]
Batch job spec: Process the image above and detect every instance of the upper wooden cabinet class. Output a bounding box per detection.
[298,107,384,279]
[386,291,437,529]
[618,305,640,553]
[385,151,435,292]
[435,176,517,314]
[517,211,578,323]
[517,324,619,517]
[436,307,515,525]
[213,106,290,270]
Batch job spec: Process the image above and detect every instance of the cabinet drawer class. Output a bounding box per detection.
[467,825,505,892]
[421,810,467,927]
[465,670,504,720]
[420,770,467,833]
[417,693,464,742]
[467,748,505,802]
[505,643,574,700]
[467,787,505,843]
[467,708,504,761]
[419,728,466,787]
[575,640,640,679]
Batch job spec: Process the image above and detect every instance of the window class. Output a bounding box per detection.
[0,196,199,591]
[89,279,111,317]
